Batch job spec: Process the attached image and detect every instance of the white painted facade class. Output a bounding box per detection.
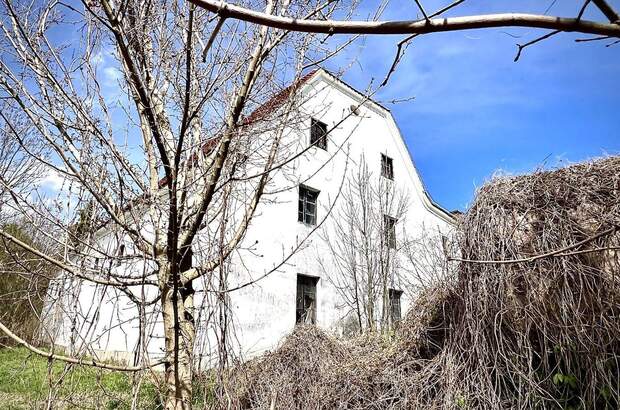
[42,69,453,366]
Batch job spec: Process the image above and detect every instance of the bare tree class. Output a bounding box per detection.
[0,0,368,408]
[319,156,409,334]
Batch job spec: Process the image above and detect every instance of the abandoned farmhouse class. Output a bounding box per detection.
[41,69,454,365]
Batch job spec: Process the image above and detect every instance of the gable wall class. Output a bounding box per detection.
[218,71,453,359]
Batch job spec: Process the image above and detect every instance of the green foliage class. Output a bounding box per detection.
[455,394,467,408]
[192,372,217,408]
[0,347,216,409]
[543,343,619,409]
[552,372,578,390]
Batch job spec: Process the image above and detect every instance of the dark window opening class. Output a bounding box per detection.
[116,244,125,266]
[180,247,193,272]
[234,152,249,175]
[389,289,403,324]
[310,118,328,150]
[238,152,249,163]
[298,185,319,225]
[296,274,319,324]
[381,154,394,180]
[384,215,397,249]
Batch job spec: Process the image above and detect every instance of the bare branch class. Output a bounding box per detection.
[592,0,620,23]
[0,228,157,287]
[412,0,430,22]
[188,0,620,37]
[514,1,591,62]
[514,30,561,62]
[449,225,617,264]
[0,320,165,372]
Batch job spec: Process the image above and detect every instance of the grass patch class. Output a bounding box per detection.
[0,347,161,409]
[0,347,217,409]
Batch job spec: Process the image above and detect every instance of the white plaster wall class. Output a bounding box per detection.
[213,70,454,359]
[41,233,166,363]
[42,70,454,365]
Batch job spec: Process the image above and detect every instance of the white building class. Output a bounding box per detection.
[42,69,454,366]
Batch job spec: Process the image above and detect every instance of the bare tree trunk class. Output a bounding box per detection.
[381,273,389,333]
[161,262,196,410]
[379,249,389,333]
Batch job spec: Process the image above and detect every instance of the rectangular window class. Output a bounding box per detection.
[384,215,397,249]
[389,289,403,323]
[298,185,319,225]
[116,244,125,266]
[381,154,394,180]
[310,118,328,150]
[296,274,319,324]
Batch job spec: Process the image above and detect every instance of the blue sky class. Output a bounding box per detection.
[28,0,619,210]
[324,0,620,211]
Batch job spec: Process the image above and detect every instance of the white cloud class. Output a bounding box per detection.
[103,66,122,87]
[39,170,66,192]
[91,51,105,66]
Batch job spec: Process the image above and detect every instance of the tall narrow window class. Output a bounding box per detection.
[384,215,397,249]
[298,185,319,225]
[381,154,394,180]
[296,275,319,324]
[310,118,328,150]
[116,244,125,266]
[389,289,403,323]
[180,247,193,272]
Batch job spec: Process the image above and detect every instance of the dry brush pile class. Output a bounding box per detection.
[223,156,620,409]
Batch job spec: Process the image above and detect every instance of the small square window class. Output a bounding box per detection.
[381,154,394,180]
[310,118,328,150]
[389,289,403,323]
[296,274,319,324]
[298,185,319,225]
[384,215,397,249]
